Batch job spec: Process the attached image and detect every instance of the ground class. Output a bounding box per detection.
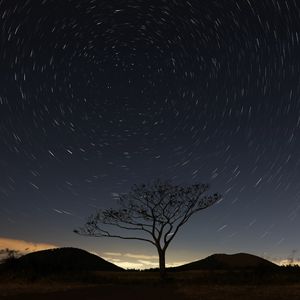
[1,271,300,300]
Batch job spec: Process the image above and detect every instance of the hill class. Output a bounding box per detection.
[173,253,278,271]
[2,247,123,274]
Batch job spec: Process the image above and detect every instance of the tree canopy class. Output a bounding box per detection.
[75,179,221,277]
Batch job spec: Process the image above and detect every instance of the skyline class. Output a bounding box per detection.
[1,0,300,269]
[0,236,298,269]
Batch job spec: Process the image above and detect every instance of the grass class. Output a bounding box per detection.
[1,268,300,299]
[178,284,300,300]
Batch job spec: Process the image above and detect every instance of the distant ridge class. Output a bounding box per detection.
[173,253,278,271]
[8,247,123,273]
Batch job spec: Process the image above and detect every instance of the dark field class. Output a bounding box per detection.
[1,270,300,300]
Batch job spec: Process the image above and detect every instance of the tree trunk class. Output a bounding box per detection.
[158,248,166,279]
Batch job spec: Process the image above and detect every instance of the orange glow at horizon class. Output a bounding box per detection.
[0,237,57,254]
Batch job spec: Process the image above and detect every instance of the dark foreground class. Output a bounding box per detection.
[1,270,300,300]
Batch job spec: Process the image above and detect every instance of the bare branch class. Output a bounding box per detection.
[74,229,156,245]
[75,179,221,276]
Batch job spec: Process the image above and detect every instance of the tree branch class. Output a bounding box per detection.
[75,229,156,246]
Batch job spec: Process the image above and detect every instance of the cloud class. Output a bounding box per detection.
[103,252,158,260]
[166,261,189,267]
[274,258,300,266]
[101,251,187,270]
[109,258,122,262]
[124,253,158,260]
[102,257,156,269]
[0,237,57,254]
[103,252,122,256]
[106,259,188,270]
[138,260,158,266]
[113,261,145,269]
[101,252,159,269]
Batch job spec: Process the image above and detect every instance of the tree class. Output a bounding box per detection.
[75,179,221,278]
[0,248,20,266]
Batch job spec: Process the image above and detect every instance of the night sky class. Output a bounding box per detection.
[1,0,300,269]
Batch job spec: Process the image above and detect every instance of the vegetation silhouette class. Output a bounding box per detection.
[75,179,221,278]
[0,248,20,271]
[2,248,300,300]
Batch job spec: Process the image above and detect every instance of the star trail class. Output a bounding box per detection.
[1,0,300,268]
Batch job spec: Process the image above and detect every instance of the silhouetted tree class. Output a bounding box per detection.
[0,248,19,267]
[75,179,221,278]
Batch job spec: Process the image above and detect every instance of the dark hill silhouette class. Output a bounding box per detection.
[173,253,278,271]
[5,247,123,274]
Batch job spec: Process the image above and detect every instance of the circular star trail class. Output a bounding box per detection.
[1,0,300,266]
